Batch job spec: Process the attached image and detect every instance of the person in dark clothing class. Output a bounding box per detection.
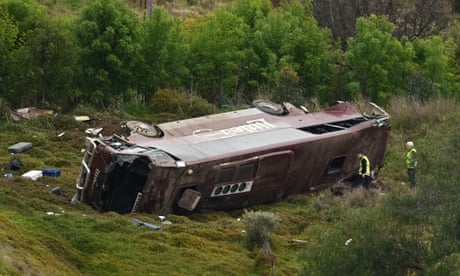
[352,152,372,189]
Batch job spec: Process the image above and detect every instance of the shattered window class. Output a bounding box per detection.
[145,150,176,163]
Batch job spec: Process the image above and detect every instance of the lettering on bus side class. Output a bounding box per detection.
[193,118,276,140]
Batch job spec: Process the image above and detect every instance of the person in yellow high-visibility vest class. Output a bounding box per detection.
[406,141,418,188]
[353,152,371,189]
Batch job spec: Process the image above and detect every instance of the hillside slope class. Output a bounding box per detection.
[0,97,459,275]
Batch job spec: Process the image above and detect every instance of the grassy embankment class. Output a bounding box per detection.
[0,97,460,275]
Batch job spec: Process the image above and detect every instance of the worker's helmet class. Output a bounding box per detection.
[406,141,414,148]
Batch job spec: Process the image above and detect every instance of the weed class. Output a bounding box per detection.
[242,210,280,251]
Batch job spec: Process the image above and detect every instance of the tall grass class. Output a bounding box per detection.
[298,96,460,275]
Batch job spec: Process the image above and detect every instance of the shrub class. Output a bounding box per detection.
[150,89,187,114]
[150,89,217,118]
[186,95,217,117]
[120,100,153,118]
[242,210,280,250]
[342,187,375,208]
[0,97,11,121]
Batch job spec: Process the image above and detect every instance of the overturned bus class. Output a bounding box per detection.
[73,100,390,215]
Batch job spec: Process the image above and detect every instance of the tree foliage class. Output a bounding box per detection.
[313,0,452,43]
[345,15,415,103]
[74,0,142,107]
[411,36,458,99]
[0,0,458,109]
[188,8,248,105]
[12,18,78,107]
[0,0,45,35]
[140,7,189,102]
[0,8,21,103]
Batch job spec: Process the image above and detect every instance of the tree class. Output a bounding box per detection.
[313,0,452,45]
[0,8,21,104]
[0,0,45,35]
[74,0,142,107]
[140,7,189,103]
[0,9,19,65]
[244,2,305,98]
[239,0,333,103]
[290,17,333,101]
[345,15,415,104]
[272,65,303,105]
[410,36,458,100]
[0,0,52,107]
[395,0,451,40]
[187,8,248,105]
[229,0,274,101]
[10,18,78,107]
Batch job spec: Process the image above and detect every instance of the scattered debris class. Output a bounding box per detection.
[57,132,65,138]
[22,170,43,181]
[1,157,22,171]
[8,142,32,154]
[345,238,353,246]
[11,107,53,121]
[131,218,164,231]
[158,216,172,225]
[50,187,62,196]
[74,115,90,122]
[85,128,103,136]
[46,211,61,216]
[42,168,61,177]
[4,173,13,178]
[289,239,307,244]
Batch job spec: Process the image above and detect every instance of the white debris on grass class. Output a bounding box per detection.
[345,238,352,246]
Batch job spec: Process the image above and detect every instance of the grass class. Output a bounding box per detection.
[0,96,460,275]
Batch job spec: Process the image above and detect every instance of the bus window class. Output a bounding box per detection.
[236,162,256,180]
[216,166,235,183]
[327,156,346,175]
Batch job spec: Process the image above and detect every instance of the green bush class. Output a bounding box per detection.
[150,89,216,118]
[242,210,280,249]
[150,89,187,114]
[186,95,217,117]
[0,97,11,121]
[120,100,153,118]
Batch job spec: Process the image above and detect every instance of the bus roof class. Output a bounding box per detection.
[124,101,369,163]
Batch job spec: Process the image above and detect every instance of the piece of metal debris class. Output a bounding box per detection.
[345,238,353,246]
[51,187,62,195]
[11,107,53,121]
[74,115,90,122]
[289,239,307,243]
[131,218,164,231]
[85,128,103,136]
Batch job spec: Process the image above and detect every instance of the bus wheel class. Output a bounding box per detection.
[252,99,286,115]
